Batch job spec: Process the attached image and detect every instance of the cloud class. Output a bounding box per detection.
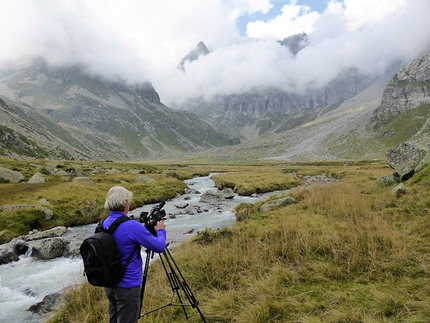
[0,0,429,107]
[246,1,319,39]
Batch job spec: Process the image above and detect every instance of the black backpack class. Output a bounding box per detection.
[80,216,135,287]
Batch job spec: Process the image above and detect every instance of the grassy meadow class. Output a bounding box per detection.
[1,158,430,322]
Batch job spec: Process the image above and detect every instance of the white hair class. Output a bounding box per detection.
[104,186,133,211]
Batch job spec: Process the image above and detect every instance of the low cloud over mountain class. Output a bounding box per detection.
[1,0,429,107]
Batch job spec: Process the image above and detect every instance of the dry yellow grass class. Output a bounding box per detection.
[5,158,429,322]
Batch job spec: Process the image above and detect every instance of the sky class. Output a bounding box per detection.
[1,0,430,107]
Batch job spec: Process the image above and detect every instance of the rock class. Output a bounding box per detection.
[39,198,50,205]
[199,189,234,203]
[385,142,427,180]
[28,173,46,184]
[373,172,401,187]
[415,148,430,173]
[136,175,155,183]
[71,176,93,182]
[174,202,189,209]
[373,53,430,128]
[0,226,68,265]
[184,188,201,194]
[55,170,69,176]
[0,243,19,265]
[27,292,62,315]
[0,167,24,183]
[391,183,406,197]
[184,205,198,215]
[259,197,297,213]
[31,237,68,260]
[199,190,225,203]
[106,168,121,174]
[43,163,59,175]
[220,188,235,199]
[21,226,67,241]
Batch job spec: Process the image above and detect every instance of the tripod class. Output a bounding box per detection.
[139,244,207,322]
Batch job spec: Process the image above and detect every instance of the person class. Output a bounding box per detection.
[102,186,166,323]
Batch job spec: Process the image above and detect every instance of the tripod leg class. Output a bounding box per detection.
[163,247,207,323]
[140,247,207,323]
[159,252,189,319]
[139,249,153,315]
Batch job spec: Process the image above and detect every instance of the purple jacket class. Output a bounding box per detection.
[101,211,166,288]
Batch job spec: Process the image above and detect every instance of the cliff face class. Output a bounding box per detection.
[181,70,381,141]
[177,36,395,142]
[373,54,430,128]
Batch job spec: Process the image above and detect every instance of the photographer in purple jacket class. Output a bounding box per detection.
[102,186,166,323]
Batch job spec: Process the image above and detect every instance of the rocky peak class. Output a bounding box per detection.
[278,32,308,55]
[372,53,430,129]
[178,41,210,71]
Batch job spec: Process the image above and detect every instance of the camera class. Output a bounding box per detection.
[137,201,166,236]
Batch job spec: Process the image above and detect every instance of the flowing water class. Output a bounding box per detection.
[0,174,272,323]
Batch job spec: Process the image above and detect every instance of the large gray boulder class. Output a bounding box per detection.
[373,172,401,187]
[385,142,427,180]
[30,237,69,260]
[0,167,24,183]
[199,188,235,203]
[0,243,20,265]
[27,292,62,315]
[199,190,225,203]
[28,172,46,184]
[21,226,67,241]
[391,183,406,198]
[0,226,69,265]
[220,188,235,199]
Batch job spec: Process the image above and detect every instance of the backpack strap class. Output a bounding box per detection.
[105,216,131,234]
[95,215,130,233]
[96,216,139,272]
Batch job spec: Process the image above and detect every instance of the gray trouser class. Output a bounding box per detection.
[105,286,141,323]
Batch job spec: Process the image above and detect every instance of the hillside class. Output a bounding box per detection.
[0,60,237,161]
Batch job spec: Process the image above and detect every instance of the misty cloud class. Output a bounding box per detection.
[1,0,429,107]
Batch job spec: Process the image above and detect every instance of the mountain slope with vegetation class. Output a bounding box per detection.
[0,60,237,161]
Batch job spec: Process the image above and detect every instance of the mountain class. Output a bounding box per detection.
[1,46,430,162]
[0,60,237,160]
[177,35,401,143]
[278,32,308,55]
[178,41,210,71]
[190,53,430,162]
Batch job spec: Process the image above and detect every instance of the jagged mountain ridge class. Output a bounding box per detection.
[181,51,430,162]
[0,60,237,160]
[177,36,398,142]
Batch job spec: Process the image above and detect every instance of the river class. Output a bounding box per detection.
[0,174,270,323]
